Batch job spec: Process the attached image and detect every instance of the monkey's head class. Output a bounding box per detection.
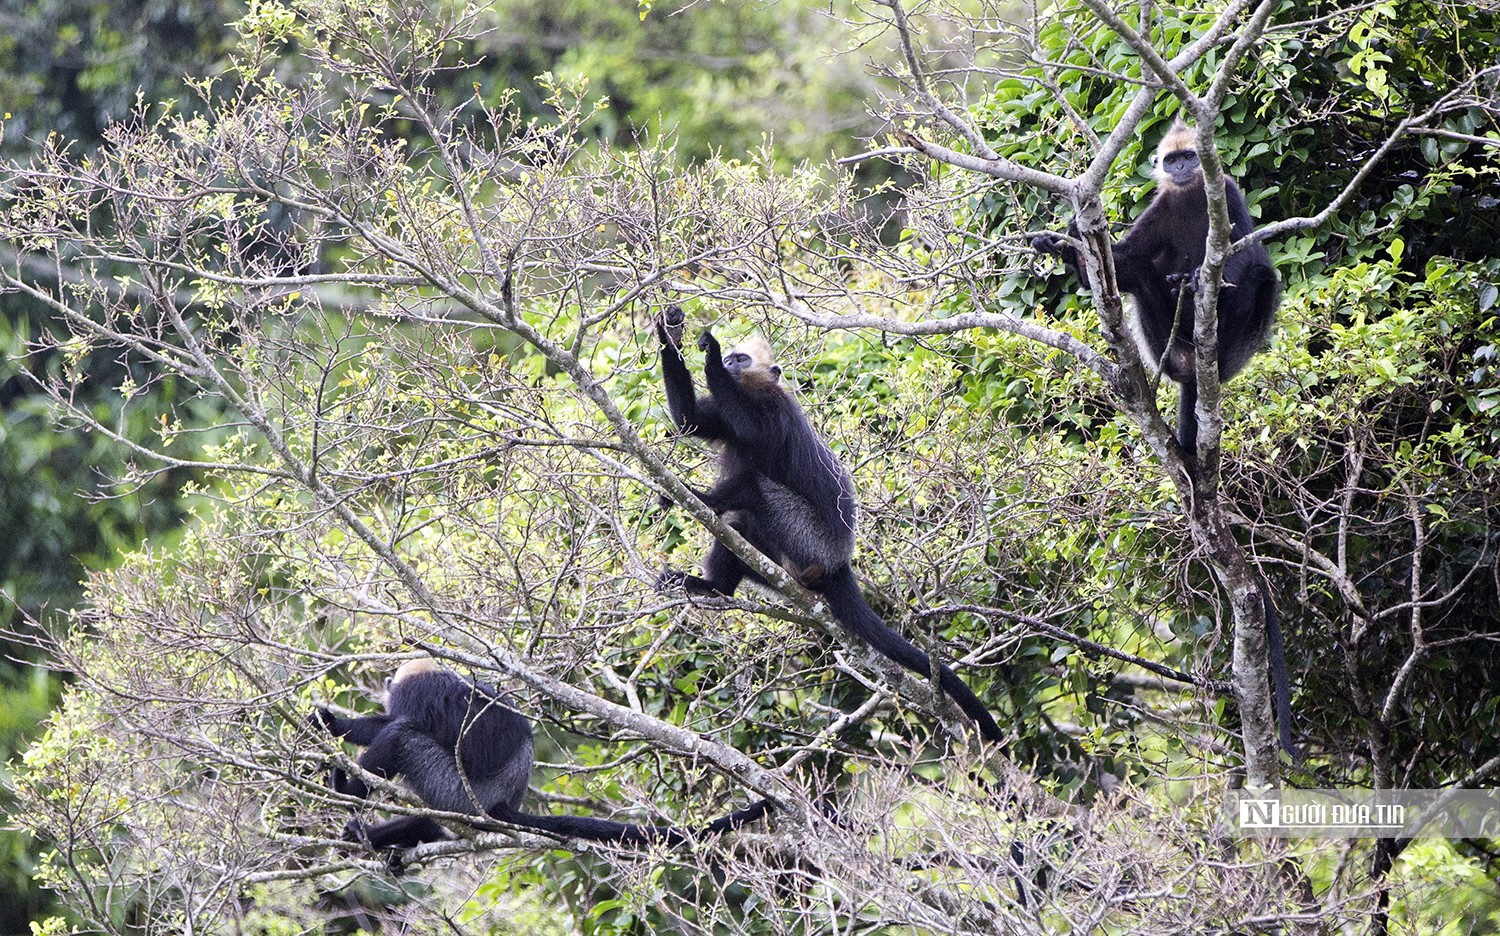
[724,336,783,388]
[384,656,442,708]
[1155,118,1202,190]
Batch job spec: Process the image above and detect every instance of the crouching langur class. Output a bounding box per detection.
[652,306,1004,746]
[1033,117,1279,461]
[311,658,772,853]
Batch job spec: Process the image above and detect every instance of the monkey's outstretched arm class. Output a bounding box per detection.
[309,709,397,801]
[657,307,728,439]
[312,708,393,747]
[1223,179,1257,235]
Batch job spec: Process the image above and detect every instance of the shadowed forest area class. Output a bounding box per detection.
[1,0,1498,933]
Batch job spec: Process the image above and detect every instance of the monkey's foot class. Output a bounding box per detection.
[655,568,690,593]
[341,819,410,874]
[342,818,371,845]
[655,569,730,597]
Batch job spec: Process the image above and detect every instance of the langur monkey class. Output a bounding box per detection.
[654,307,1005,746]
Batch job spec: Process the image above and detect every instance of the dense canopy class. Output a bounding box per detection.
[1,0,1497,933]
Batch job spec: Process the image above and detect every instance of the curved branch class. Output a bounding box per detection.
[1246,66,1500,247]
[763,293,1121,388]
[895,130,1072,194]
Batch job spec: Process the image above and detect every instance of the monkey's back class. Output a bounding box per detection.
[732,389,856,558]
[388,670,534,813]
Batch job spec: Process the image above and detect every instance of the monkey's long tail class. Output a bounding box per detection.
[1177,378,1199,461]
[488,798,772,847]
[818,565,1004,745]
[1259,582,1301,763]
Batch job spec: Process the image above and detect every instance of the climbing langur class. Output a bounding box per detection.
[1033,117,1279,460]
[653,306,1005,746]
[311,658,771,854]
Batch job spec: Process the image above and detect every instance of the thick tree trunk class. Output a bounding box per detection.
[1188,479,1281,786]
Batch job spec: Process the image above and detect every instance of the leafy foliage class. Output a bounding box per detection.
[2,0,1499,932]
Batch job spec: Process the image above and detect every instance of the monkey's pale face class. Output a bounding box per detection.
[725,338,782,386]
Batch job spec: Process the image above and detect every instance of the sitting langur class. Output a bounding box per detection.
[311,658,771,852]
[1034,121,1296,759]
[653,306,1004,745]
[1033,117,1279,460]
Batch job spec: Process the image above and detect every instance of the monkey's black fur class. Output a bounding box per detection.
[314,661,771,853]
[654,307,1004,745]
[1033,122,1278,462]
